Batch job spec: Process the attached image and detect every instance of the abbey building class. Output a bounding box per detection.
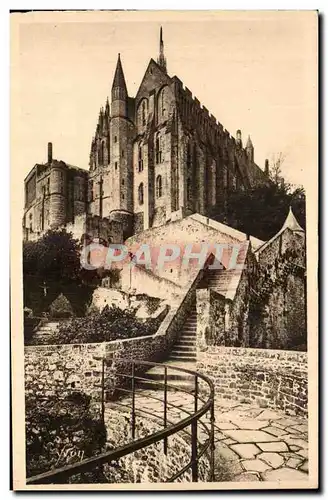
[23,28,270,244]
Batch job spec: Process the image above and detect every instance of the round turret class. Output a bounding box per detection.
[109,209,133,240]
[49,161,67,228]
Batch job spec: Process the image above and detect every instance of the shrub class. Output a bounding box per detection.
[31,304,168,345]
[49,293,74,319]
[25,392,106,481]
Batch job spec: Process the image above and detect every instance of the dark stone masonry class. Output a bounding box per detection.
[197,347,307,417]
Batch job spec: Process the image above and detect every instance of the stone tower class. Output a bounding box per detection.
[109,54,134,238]
[48,143,67,228]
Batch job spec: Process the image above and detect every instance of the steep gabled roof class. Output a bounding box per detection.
[255,206,304,255]
[189,213,264,250]
[135,58,171,103]
[112,53,127,92]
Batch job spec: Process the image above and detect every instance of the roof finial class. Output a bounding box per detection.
[111,53,127,100]
[157,26,167,73]
[281,206,304,232]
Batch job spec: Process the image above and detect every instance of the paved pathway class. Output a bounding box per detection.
[210,397,308,482]
[105,389,308,483]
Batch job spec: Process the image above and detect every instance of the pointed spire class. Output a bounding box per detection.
[246,135,253,149]
[281,206,304,232]
[157,26,167,72]
[111,53,127,93]
[105,96,110,115]
[246,135,254,163]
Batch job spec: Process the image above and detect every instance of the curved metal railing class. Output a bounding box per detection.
[26,358,215,484]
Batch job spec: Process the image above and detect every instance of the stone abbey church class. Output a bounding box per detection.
[23,28,270,244]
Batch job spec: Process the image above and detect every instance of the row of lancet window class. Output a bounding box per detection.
[139,87,167,128]
[138,176,162,205]
[138,135,163,172]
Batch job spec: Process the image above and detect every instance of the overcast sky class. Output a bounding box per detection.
[13,10,317,189]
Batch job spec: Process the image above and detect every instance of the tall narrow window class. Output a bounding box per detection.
[155,133,162,164]
[138,145,143,172]
[142,100,146,126]
[187,177,192,202]
[138,183,144,205]
[101,142,105,165]
[156,175,162,198]
[161,90,165,117]
[187,142,192,169]
[158,86,168,122]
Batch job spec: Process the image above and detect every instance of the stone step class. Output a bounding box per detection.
[136,378,196,392]
[173,344,195,352]
[170,350,196,358]
[176,343,196,350]
[143,362,196,381]
[180,334,196,339]
[168,355,196,362]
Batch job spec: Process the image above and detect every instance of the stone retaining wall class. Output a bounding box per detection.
[103,407,209,483]
[197,347,307,417]
[25,275,198,402]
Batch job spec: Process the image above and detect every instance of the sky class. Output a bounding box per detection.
[12,10,317,190]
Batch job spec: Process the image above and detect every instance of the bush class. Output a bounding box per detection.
[49,293,74,319]
[31,304,168,345]
[25,392,106,481]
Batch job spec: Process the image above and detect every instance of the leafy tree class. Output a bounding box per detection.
[23,229,96,316]
[211,183,306,241]
[23,229,81,283]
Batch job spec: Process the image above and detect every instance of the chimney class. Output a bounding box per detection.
[265,158,269,176]
[48,142,53,164]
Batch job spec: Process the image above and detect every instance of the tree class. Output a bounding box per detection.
[269,152,286,187]
[23,229,95,316]
[212,183,306,242]
[23,228,81,283]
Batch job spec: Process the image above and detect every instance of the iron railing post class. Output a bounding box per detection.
[131,361,136,439]
[101,358,105,427]
[163,366,168,455]
[210,399,215,481]
[191,374,198,482]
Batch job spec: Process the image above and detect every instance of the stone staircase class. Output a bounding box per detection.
[33,321,60,343]
[201,267,232,294]
[136,303,197,392]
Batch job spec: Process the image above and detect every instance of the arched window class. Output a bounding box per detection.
[138,144,143,172]
[187,142,192,169]
[187,177,192,202]
[161,91,165,116]
[155,133,162,164]
[138,183,144,205]
[138,99,148,128]
[157,86,168,122]
[89,181,94,202]
[98,142,105,165]
[156,175,162,198]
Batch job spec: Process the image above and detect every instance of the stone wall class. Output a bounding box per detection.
[197,347,307,417]
[196,289,226,351]
[25,273,199,402]
[103,406,209,483]
[250,235,306,350]
[121,263,183,301]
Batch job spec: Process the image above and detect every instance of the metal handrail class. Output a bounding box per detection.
[26,358,215,485]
